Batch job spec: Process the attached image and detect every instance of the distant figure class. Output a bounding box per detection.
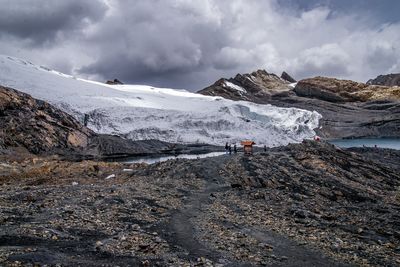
[83,113,89,127]
[225,142,229,154]
[234,144,237,153]
[264,145,267,152]
[229,145,232,155]
[374,144,377,148]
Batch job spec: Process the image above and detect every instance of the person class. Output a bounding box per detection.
[264,145,267,152]
[233,144,237,153]
[83,113,90,126]
[225,142,229,154]
[229,144,232,154]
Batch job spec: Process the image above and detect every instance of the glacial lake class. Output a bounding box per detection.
[122,151,226,164]
[329,138,400,150]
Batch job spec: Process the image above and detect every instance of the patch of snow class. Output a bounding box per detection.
[289,82,298,88]
[105,174,116,180]
[0,54,322,147]
[223,81,246,93]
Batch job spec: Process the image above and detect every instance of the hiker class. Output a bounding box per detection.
[264,145,267,152]
[233,144,237,153]
[83,113,89,126]
[225,142,229,154]
[229,144,232,154]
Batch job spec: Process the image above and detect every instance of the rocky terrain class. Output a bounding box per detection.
[199,72,400,139]
[0,86,221,160]
[295,77,400,103]
[367,73,400,87]
[1,141,400,266]
[198,70,294,102]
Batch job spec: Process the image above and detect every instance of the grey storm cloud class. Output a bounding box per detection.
[0,0,107,45]
[1,0,400,90]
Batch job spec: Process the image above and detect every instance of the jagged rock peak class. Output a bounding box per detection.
[281,71,297,83]
[366,73,400,86]
[233,69,285,83]
[198,69,294,102]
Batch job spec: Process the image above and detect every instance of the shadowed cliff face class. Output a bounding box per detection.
[198,72,400,139]
[0,86,93,154]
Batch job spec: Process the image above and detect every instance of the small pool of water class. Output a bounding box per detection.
[122,151,226,164]
[329,138,400,150]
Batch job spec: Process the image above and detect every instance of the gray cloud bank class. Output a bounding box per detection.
[1,0,400,90]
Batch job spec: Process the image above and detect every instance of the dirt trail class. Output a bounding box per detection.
[161,154,350,266]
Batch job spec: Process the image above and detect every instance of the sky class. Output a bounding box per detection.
[1,0,400,91]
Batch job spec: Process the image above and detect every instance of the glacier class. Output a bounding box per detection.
[0,55,321,146]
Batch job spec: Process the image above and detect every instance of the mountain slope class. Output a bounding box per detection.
[0,55,321,146]
[296,76,400,102]
[199,72,400,139]
[367,73,400,86]
[198,69,295,102]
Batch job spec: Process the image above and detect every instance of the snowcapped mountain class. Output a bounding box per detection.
[0,55,321,146]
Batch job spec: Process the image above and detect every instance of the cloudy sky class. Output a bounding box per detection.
[1,0,400,90]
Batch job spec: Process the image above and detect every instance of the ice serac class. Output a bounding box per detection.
[0,55,321,146]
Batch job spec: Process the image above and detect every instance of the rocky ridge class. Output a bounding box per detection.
[198,70,293,102]
[367,73,400,87]
[296,76,400,103]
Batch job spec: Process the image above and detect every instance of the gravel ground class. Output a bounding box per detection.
[0,141,399,266]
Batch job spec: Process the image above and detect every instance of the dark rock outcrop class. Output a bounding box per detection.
[281,71,296,83]
[367,73,400,86]
[198,69,292,102]
[106,79,124,85]
[0,86,92,154]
